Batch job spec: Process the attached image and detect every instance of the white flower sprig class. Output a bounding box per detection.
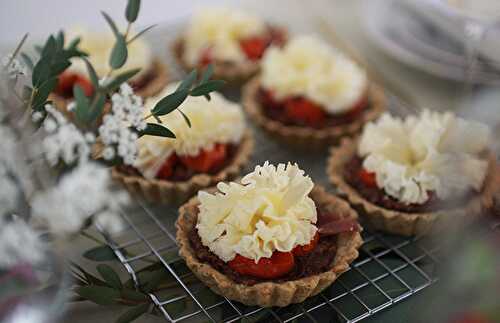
[32,162,128,235]
[1,54,27,79]
[98,83,146,165]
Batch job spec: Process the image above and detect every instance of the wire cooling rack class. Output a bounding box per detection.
[96,22,442,322]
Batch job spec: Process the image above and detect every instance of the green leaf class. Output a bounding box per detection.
[103,68,140,92]
[121,289,148,302]
[67,37,81,50]
[125,0,141,23]
[73,84,91,123]
[127,24,157,44]
[34,45,43,54]
[88,93,106,122]
[42,35,57,58]
[138,123,175,138]
[97,264,122,289]
[190,80,226,97]
[101,11,120,38]
[200,64,214,84]
[50,60,71,77]
[32,77,58,110]
[70,262,108,287]
[83,245,117,262]
[178,109,191,128]
[151,89,189,116]
[56,30,65,50]
[143,269,170,292]
[32,56,51,86]
[109,35,128,69]
[82,57,99,88]
[74,285,120,306]
[177,69,197,92]
[116,303,149,323]
[20,53,34,70]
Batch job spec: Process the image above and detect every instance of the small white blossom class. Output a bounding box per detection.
[32,162,129,235]
[31,111,44,123]
[98,83,146,165]
[0,216,45,268]
[1,54,27,79]
[67,101,77,112]
[41,104,95,166]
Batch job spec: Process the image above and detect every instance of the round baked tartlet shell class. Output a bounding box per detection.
[176,185,363,307]
[327,137,500,236]
[112,130,254,205]
[242,77,386,150]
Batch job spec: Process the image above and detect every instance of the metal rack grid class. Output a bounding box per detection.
[97,109,441,322]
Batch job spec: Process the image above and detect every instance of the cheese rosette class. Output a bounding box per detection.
[196,162,318,263]
[134,83,245,179]
[260,35,368,115]
[67,28,153,79]
[358,110,491,204]
[183,7,266,65]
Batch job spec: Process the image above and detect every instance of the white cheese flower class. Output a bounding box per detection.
[183,7,266,65]
[196,162,317,263]
[358,110,491,204]
[135,83,245,179]
[261,35,367,115]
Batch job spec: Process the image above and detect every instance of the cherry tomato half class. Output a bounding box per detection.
[284,97,326,127]
[358,168,377,188]
[292,232,319,256]
[180,143,227,173]
[228,251,295,279]
[156,154,178,180]
[240,36,268,61]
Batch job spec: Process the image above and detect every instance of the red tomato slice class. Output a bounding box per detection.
[240,36,268,61]
[292,232,319,256]
[55,72,94,97]
[284,97,326,127]
[156,154,178,180]
[180,143,227,173]
[228,251,295,279]
[358,168,377,188]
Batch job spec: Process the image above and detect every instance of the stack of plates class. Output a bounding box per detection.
[362,0,500,83]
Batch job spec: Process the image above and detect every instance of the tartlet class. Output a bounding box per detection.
[328,110,500,236]
[242,36,385,149]
[112,83,253,204]
[176,162,362,307]
[173,7,287,83]
[51,30,168,109]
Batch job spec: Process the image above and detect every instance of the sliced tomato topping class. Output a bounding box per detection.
[199,47,214,67]
[156,154,178,180]
[259,88,282,109]
[284,97,326,127]
[240,36,268,61]
[292,232,319,256]
[228,251,295,279]
[179,143,227,173]
[358,168,377,188]
[55,71,94,98]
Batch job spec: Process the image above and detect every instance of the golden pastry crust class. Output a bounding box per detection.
[242,77,386,150]
[176,185,362,307]
[327,137,500,236]
[111,130,254,204]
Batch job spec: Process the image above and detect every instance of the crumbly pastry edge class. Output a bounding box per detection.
[327,137,500,236]
[242,77,386,150]
[111,130,254,205]
[175,184,363,307]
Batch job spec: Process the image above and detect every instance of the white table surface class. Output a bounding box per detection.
[1,0,497,322]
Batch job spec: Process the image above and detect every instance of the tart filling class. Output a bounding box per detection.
[258,36,368,128]
[133,83,245,181]
[351,110,492,211]
[192,162,360,284]
[182,7,286,67]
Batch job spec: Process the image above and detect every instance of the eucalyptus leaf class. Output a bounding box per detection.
[42,35,56,58]
[20,53,34,70]
[177,69,197,92]
[75,285,120,306]
[190,80,226,97]
[101,11,120,38]
[56,30,65,50]
[50,61,71,77]
[125,0,141,23]
[178,109,191,128]
[200,64,214,84]
[88,93,106,122]
[143,269,170,292]
[73,84,90,123]
[151,89,188,116]
[68,37,81,51]
[138,123,175,139]
[128,24,156,44]
[116,303,149,323]
[83,58,99,88]
[32,77,58,110]
[32,56,51,86]
[97,264,122,289]
[83,245,117,262]
[34,45,43,54]
[103,68,140,92]
[121,289,148,302]
[110,36,128,69]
